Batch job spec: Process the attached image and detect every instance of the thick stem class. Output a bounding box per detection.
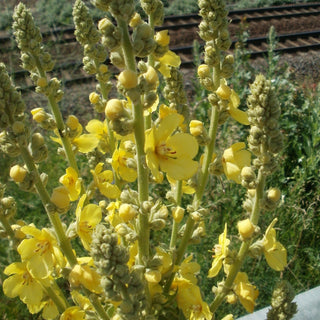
[117,17,150,265]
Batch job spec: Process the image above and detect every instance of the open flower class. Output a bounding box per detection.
[216,79,249,125]
[59,167,81,201]
[91,163,121,199]
[173,278,212,320]
[262,218,287,271]
[60,306,86,320]
[222,142,251,184]
[76,194,102,251]
[85,119,110,154]
[145,113,198,182]
[112,141,137,182]
[3,261,44,306]
[180,255,201,284]
[233,272,259,313]
[17,225,65,279]
[208,224,230,278]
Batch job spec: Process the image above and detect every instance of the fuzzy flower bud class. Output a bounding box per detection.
[118,69,138,89]
[50,186,70,210]
[144,66,159,88]
[105,99,125,120]
[267,188,281,203]
[145,270,162,283]
[129,13,143,27]
[172,206,185,223]
[189,120,204,137]
[10,165,27,183]
[119,203,137,222]
[31,108,47,123]
[238,219,255,239]
[66,115,79,131]
[197,64,210,78]
[216,81,231,100]
[89,92,100,104]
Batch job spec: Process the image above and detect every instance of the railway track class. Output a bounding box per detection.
[1,3,320,91]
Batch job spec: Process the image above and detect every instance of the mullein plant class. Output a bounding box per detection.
[0,0,291,319]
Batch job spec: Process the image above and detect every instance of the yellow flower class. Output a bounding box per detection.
[155,247,172,275]
[145,113,198,182]
[42,299,60,320]
[50,186,70,210]
[222,142,251,184]
[216,79,249,125]
[69,263,102,294]
[233,272,259,313]
[76,195,102,251]
[71,290,94,312]
[112,142,137,182]
[51,116,99,153]
[157,50,181,78]
[155,30,170,46]
[105,200,122,227]
[3,261,44,305]
[180,255,200,284]
[167,175,195,194]
[208,224,230,278]
[173,278,212,320]
[59,167,81,201]
[85,119,110,154]
[60,306,86,320]
[91,163,121,199]
[262,218,287,271]
[17,225,65,279]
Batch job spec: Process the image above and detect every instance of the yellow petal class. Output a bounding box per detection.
[158,50,181,68]
[264,242,287,271]
[155,113,183,143]
[20,280,43,304]
[229,106,250,125]
[3,274,23,298]
[159,157,198,181]
[166,133,198,159]
[81,204,102,227]
[85,119,104,135]
[73,134,99,153]
[208,256,223,278]
[146,151,163,183]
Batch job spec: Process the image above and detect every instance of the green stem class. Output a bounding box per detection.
[209,169,266,314]
[19,144,78,266]
[43,283,69,313]
[117,17,150,265]
[169,180,183,249]
[34,56,79,174]
[88,293,110,320]
[0,215,15,240]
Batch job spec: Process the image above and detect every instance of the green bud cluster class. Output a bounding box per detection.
[163,68,189,121]
[0,195,17,220]
[266,280,297,320]
[91,223,146,319]
[30,133,48,163]
[12,3,54,74]
[247,74,283,174]
[0,64,25,130]
[141,0,163,21]
[132,23,156,58]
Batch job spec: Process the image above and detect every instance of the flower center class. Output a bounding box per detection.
[35,240,50,255]
[156,142,177,159]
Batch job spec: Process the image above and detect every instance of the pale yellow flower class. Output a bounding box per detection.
[17,225,65,279]
[60,306,85,320]
[145,113,198,182]
[233,272,259,313]
[222,142,251,184]
[85,119,110,154]
[262,218,287,271]
[208,224,230,278]
[3,261,44,305]
[173,278,212,320]
[180,255,200,284]
[91,163,121,199]
[76,194,102,251]
[59,167,81,201]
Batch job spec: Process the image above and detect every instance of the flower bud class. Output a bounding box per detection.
[105,99,124,120]
[31,108,47,123]
[119,203,137,222]
[50,186,70,210]
[197,64,210,78]
[216,81,231,100]
[155,30,170,46]
[238,218,255,239]
[144,66,158,87]
[172,206,184,223]
[267,188,281,202]
[89,92,100,104]
[66,115,79,130]
[12,121,25,134]
[189,120,204,137]
[37,77,47,88]
[10,165,27,183]
[118,70,138,89]
[129,12,143,27]
[99,64,108,74]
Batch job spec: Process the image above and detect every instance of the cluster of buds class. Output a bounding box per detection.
[247,74,283,174]
[91,223,146,319]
